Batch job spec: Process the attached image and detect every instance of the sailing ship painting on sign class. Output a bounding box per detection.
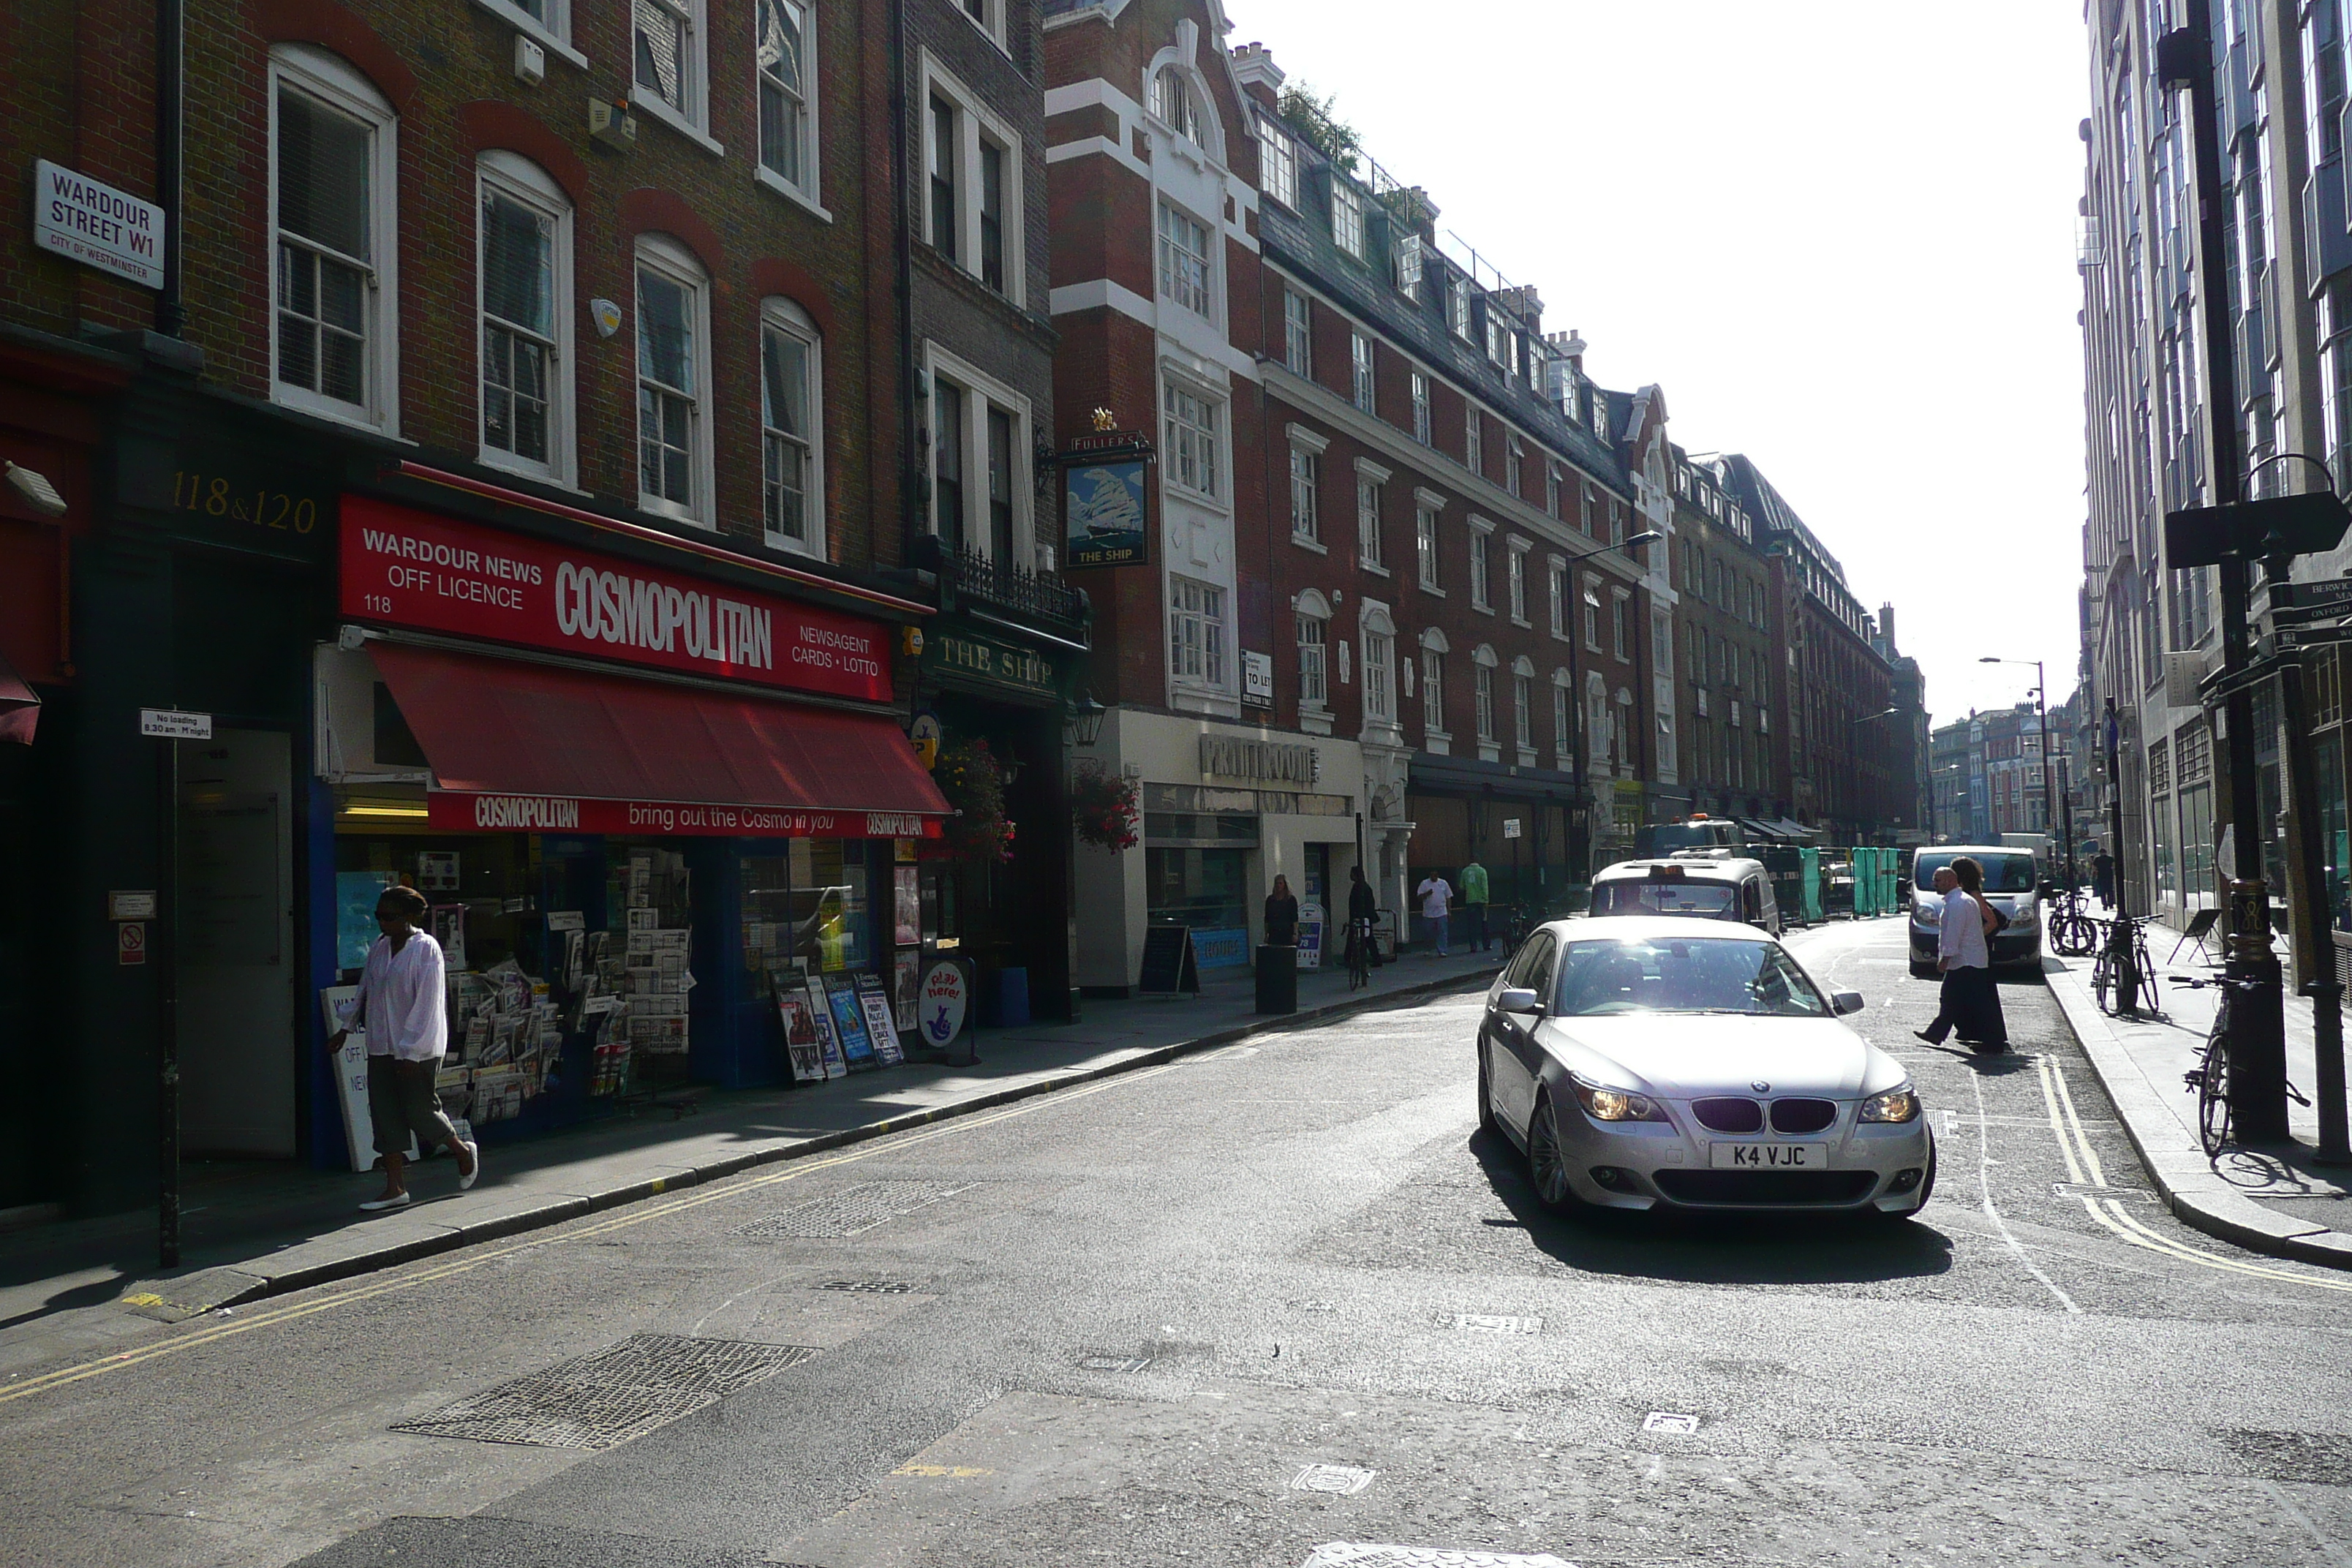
[1065,459,1147,568]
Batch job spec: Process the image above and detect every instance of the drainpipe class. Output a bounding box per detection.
[155,0,184,336]
[888,0,919,561]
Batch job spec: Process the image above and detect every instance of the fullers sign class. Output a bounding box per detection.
[341,498,888,701]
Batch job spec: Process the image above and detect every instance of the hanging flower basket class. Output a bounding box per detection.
[926,737,1016,864]
[1069,765,1139,853]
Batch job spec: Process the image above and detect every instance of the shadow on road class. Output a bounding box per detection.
[1469,1129,1956,1286]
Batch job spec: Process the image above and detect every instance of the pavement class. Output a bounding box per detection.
[0,945,1504,1362]
[14,915,2352,1567]
[2039,904,2352,1270]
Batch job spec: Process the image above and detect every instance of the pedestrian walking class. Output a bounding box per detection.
[1417,870,1455,957]
[1346,864,1380,971]
[1459,856,1490,952]
[1913,859,2008,1052]
[2092,850,2115,911]
[329,884,479,1210]
[1263,874,1300,946]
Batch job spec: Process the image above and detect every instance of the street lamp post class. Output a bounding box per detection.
[1980,657,2058,872]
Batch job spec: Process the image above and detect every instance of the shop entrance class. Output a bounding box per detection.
[178,728,297,1157]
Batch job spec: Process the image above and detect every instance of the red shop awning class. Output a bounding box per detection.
[368,642,949,839]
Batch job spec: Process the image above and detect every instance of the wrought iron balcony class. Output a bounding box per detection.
[943,543,1088,631]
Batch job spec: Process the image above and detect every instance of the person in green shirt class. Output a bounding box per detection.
[1459,857,1490,952]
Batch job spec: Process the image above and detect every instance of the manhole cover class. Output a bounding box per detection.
[815,1279,923,1294]
[1641,1411,1701,1435]
[393,1335,816,1450]
[1291,1464,1376,1494]
[2220,1428,2352,1485]
[1301,1550,1572,1567]
[734,1180,977,1239]
[1079,1354,1154,1373]
[1452,1313,1542,1334]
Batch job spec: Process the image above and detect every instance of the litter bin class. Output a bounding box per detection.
[1254,943,1297,1014]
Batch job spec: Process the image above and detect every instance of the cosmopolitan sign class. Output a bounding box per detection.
[431,792,939,840]
[339,497,889,701]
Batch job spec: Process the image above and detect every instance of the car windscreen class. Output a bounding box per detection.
[1590,880,1739,917]
[1553,936,1829,1018]
[1643,823,1737,853]
[1912,852,2036,893]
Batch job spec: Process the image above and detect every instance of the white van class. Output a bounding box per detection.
[1587,854,1782,935]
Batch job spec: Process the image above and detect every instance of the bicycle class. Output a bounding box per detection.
[2169,973,2311,1157]
[2089,915,2152,1018]
[1345,916,1373,991]
[2047,889,2100,958]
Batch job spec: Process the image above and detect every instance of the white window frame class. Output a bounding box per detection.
[1583,573,1603,652]
[1355,458,1391,573]
[1152,67,1203,145]
[1504,431,1523,497]
[1465,407,1483,478]
[1161,372,1224,502]
[1158,198,1215,320]
[1507,537,1530,625]
[1545,461,1561,517]
[1295,591,1332,711]
[1415,494,1442,595]
[1395,232,1422,295]
[1286,423,1327,546]
[1512,658,1535,753]
[762,295,826,557]
[472,0,585,69]
[1283,287,1312,377]
[1612,589,1632,660]
[1548,556,1566,637]
[954,0,1008,53]
[269,45,399,433]
[1257,115,1299,210]
[1474,655,1497,745]
[1553,674,1572,764]
[633,0,720,153]
[921,54,1025,305]
[925,343,1033,565]
[1421,643,1447,739]
[1363,625,1395,725]
[1169,575,1226,690]
[1450,276,1473,340]
[1411,370,1431,445]
[1332,178,1365,258]
[755,0,825,216]
[634,233,714,526]
[475,151,573,483]
[1467,516,1493,611]
[1350,329,1376,413]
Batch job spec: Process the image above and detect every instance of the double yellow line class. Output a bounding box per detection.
[2035,1052,2352,1293]
[0,1062,1186,1409]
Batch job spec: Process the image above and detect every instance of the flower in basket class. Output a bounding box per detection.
[1069,764,1139,852]
[927,737,1016,863]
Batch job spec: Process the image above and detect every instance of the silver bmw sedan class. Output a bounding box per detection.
[1477,916,1935,1221]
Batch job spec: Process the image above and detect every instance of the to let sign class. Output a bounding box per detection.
[340,497,889,702]
[32,161,167,290]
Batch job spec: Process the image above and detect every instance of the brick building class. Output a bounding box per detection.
[1667,450,1782,821]
[5,0,954,1207]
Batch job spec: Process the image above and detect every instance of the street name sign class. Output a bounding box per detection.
[32,161,167,290]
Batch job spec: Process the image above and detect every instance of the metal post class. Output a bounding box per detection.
[2105,698,2141,1016]
[2164,1,2289,1139]
[2280,655,2352,1163]
[158,738,179,1269]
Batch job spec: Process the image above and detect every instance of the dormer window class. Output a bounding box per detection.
[1395,233,1422,295]
[1450,276,1472,341]
[1153,68,1201,143]
[1331,179,1365,258]
[1257,116,1298,209]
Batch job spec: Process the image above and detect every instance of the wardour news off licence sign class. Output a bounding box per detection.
[339,497,889,701]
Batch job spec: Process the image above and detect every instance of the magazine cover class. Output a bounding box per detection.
[802,977,849,1077]
[824,973,875,1068]
[855,972,903,1067]
[776,990,829,1083]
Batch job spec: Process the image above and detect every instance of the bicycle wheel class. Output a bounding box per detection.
[2198,1022,2233,1158]
[2051,913,2096,957]
[2092,947,2112,1013]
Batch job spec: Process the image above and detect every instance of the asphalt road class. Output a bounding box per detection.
[8,918,2352,1568]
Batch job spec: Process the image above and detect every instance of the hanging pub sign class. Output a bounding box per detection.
[1058,427,1154,570]
[339,497,889,701]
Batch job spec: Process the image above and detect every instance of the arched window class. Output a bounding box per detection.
[271,45,399,429]
[636,233,712,525]
[477,151,573,481]
[760,295,825,556]
[1294,589,1331,710]
[1153,67,1200,143]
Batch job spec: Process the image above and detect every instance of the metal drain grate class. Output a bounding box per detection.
[1291,1464,1376,1494]
[393,1334,817,1450]
[815,1279,924,1294]
[1301,1550,1573,1568]
[734,1180,978,1239]
[2220,1428,2352,1485]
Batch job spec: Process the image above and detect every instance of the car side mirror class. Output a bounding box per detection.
[1833,990,1866,1016]
[1496,987,1543,1015]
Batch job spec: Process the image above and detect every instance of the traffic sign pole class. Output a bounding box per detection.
[140,709,206,1268]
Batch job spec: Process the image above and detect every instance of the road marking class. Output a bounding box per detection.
[1970,1070,2081,1314]
[1641,1411,1701,1434]
[892,1464,992,1477]
[2035,1055,2352,1295]
[0,1062,1188,1409]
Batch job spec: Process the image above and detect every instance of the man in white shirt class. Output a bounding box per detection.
[1914,866,1987,1048]
[1417,872,1455,957]
[330,884,478,1210]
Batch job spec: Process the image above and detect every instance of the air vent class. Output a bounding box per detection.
[1770,1098,1838,1134]
[1692,1096,1763,1134]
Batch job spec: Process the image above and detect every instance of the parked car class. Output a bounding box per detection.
[1476,917,1934,1221]
[1907,845,2043,978]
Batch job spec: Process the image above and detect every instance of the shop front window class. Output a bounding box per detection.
[1146,845,1251,967]
[739,839,869,982]
[2178,780,2215,914]
[2321,732,2351,933]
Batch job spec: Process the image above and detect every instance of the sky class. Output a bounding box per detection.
[1226,0,2092,729]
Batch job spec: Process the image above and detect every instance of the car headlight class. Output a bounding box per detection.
[1858,1086,1921,1123]
[1569,1075,1668,1123]
[2010,904,2038,927]
[1914,900,1940,925]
